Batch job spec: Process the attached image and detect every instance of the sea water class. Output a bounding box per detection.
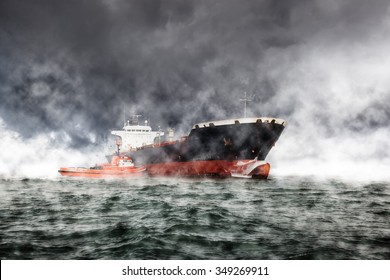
[0,176,389,260]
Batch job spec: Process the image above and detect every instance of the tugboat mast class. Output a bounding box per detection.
[240,92,251,118]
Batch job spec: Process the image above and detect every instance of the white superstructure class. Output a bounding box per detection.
[111,118,164,152]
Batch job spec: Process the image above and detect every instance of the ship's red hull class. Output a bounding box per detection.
[145,159,270,179]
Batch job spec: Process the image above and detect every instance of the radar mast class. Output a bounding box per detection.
[240,92,251,118]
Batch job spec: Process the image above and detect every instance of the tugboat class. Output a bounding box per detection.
[58,138,146,178]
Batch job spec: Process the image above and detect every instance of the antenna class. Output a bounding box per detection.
[240,92,251,118]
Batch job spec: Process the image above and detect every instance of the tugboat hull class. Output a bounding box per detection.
[58,166,146,178]
[59,155,146,179]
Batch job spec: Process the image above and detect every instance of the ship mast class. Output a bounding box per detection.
[240,92,251,118]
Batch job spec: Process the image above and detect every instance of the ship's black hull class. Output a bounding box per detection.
[129,119,286,165]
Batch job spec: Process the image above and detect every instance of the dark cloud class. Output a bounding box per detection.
[1,0,390,148]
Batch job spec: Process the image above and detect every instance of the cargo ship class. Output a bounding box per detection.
[123,117,286,179]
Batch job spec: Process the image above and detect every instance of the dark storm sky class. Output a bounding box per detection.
[1,0,390,148]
